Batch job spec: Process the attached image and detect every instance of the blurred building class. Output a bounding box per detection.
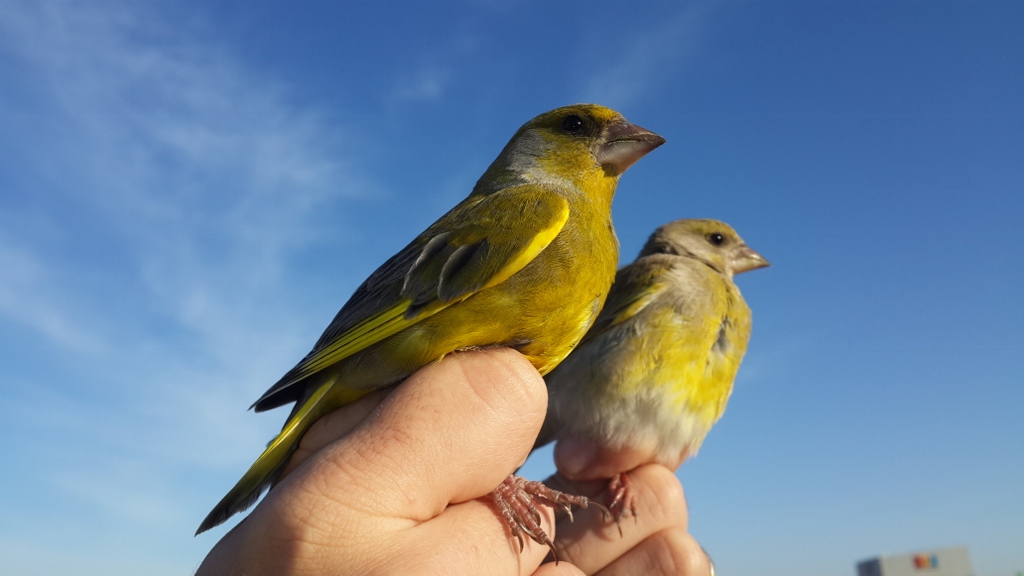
[857,546,972,576]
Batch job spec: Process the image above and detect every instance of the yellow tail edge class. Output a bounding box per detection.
[196,377,339,535]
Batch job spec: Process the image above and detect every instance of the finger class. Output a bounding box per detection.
[548,465,689,574]
[279,389,390,478]
[596,529,711,576]
[298,348,549,522]
[554,435,683,481]
[532,561,587,576]
[380,499,559,576]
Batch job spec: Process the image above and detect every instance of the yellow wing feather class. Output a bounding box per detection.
[290,300,415,380]
[274,187,569,397]
[481,196,569,291]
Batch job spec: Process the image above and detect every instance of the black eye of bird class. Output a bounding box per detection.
[562,114,583,133]
[708,232,725,246]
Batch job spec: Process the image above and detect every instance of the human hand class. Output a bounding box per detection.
[544,466,714,575]
[546,429,714,574]
[197,349,711,575]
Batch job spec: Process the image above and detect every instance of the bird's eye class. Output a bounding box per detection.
[562,115,584,134]
[707,232,725,246]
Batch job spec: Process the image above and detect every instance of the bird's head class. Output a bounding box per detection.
[473,104,664,203]
[639,219,770,278]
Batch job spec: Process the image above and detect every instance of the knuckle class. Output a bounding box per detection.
[636,464,688,529]
[458,349,548,433]
[647,528,704,575]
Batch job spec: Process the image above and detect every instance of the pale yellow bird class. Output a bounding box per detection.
[538,219,768,516]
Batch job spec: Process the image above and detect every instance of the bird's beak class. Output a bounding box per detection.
[730,245,770,275]
[594,120,665,176]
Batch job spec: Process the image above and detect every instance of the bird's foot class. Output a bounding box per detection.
[607,472,638,534]
[489,474,597,562]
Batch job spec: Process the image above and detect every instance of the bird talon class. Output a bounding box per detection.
[563,505,574,523]
[605,472,637,530]
[489,474,588,559]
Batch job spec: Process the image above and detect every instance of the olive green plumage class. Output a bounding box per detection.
[540,219,769,468]
[197,104,664,534]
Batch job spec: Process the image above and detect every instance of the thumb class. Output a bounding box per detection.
[288,348,550,522]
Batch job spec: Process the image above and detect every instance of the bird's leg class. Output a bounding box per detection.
[489,474,596,562]
[607,472,638,529]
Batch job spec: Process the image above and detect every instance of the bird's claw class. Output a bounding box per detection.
[489,474,596,563]
[607,472,638,535]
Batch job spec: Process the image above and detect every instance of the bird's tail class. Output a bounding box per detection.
[196,376,348,534]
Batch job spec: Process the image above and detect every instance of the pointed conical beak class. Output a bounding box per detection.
[594,120,665,176]
[730,245,770,275]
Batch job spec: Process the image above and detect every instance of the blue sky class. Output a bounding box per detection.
[0,2,1021,575]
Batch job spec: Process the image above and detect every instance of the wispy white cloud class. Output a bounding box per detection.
[392,65,453,102]
[386,26,480,105]
[583,6,709,109]
[53,459,185,525]
[0,2,367,362]
[0,1,374,543]
[0,236,104,353]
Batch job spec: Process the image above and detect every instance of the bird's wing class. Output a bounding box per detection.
[252,186,570,410]
[577,255,674,347]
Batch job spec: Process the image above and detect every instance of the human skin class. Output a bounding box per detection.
[196,349,711,575]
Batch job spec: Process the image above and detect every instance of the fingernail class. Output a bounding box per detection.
[555,435,597,479]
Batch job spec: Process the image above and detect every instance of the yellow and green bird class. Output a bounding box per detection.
[539,219,768,516]
[197,104,665,546]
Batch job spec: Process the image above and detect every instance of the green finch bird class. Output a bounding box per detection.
[539,219,768,517]
[197,104,665,550]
